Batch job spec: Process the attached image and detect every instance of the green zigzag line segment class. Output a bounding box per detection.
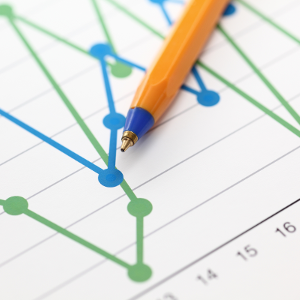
[14,15,90,55]
[5,1,300,196]
[0,0,300,283]
[217,24,300,126]
[102,0,300,137]
[0,197,131,269]
[9,17,138,202]
[91,0,116,52]
[198,61,300,137]
[1,11,151,281]
[25,209,131,268]
[236,0,300,45]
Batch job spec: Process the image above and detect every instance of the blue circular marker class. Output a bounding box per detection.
[223,3,236,16]
[148,0,165,4]
[89,43,114,59]
[197,90,220,107]
[98,169,124,187]
[103,113,125,130]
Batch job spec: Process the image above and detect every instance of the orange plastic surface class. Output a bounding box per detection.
[130,0,229,122]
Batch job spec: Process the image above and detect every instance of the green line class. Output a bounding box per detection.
[15,16,91,56]
[104,1,300,137]
[4,0,300,281]
[198,61,300,138]
[10,20,109,163]
[0,200,5,204]
[121,181,137,201]
[24,209,131,268]
[136,217,144,263]
[16,2,297,154]
[218,24,300,126]
[236,0,300,44]
[10,19,139,201]
[103,0,164,39]
[91,0,116,51]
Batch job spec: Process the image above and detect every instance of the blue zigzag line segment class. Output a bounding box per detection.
[0,109,103,174]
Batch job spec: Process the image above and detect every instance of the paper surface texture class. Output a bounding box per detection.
[0,0,300,299]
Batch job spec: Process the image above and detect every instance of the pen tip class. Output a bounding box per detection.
[121,137,133,152]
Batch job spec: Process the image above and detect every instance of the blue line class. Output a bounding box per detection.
[0,109,103,174]
[109,54,146,71]
[158,0,210,96]
[108,129,117,170]
[99,55,123,171]
[161,3,173,25]
[166,0,184,3]
[192,66,207,91]
[181,85,200,95]
[99,57,116,114]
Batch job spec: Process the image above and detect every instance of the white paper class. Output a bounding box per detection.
[0,0,300,299]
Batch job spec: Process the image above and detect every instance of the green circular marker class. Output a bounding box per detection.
[110,61,132,78]
[128,264,152,282]
[127,198,152,217]
[3,196,28,215]
[0,5,14,19]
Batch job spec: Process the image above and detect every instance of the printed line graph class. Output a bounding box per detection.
[129,196,300,300]
[149,0,184,26]
[0,0,300,287]
[1,2,154,283]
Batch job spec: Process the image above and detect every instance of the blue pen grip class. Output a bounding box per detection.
[123,107,154,139]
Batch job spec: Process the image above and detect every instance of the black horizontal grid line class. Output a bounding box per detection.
[2,0,299,77]
[0,0,298,184]
[34,144,300,300]
[0,0,298,111]
[128,197,300,300]
[0,0,158,75]
[1,39,299,171]
[0,88,135,168]
[1,51,300,269]
[0,19,96,77]
[0,0,299,275]
[0,0,59,32]
[0,0,299,298]
[0,90,292,231]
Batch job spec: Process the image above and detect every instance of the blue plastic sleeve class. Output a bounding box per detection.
[123,107,154,139]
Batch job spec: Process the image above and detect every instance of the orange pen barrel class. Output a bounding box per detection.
[131,0,229,121]
[121,0,229,151]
